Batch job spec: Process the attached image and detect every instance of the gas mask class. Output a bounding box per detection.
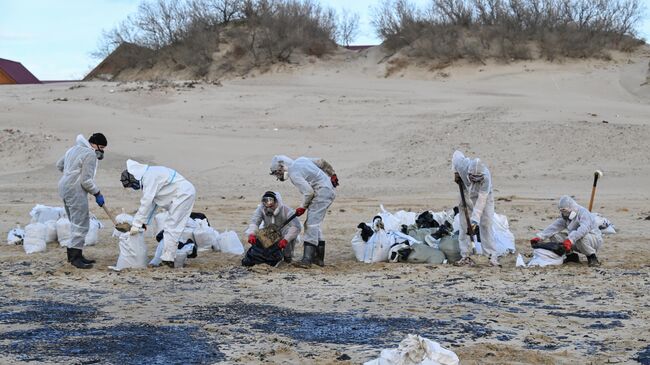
[95,150,104,160]
[271,169,288,182]
[468,173,484,183]
[561,209,576,220]
[120,170,141,190]
[262,196,277,215]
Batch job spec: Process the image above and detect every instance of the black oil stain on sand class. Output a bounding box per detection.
[0,300,224,364]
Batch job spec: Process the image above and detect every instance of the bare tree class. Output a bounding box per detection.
[336,11,360,46]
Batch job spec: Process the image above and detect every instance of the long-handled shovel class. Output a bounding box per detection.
[457,178,478,254]
[588,170,603,212]
[101,205,131,233]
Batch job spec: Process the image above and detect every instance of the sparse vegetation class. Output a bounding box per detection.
[92,0,361,80]
[371,0,646,63]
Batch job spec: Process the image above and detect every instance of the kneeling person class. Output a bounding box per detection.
[243,191,300,266]
[530,195,603,266]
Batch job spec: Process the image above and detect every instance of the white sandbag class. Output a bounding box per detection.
[112,213,134,237]
[364,334,459,365]
[29,204,65,224]
[7,225,25,245]
[516,253,526,267]
[85,216,103,246]
[430,210,455,227]
[149,241,197,267]
[45,220,58,243]
[216,231,244,255]
[394,210,417,227]
[593,212,616,234]
[193,219,218,252]
[114,232,148,270]
[492,213,515,256]
[527,248,564,267]
[351,229,367,261]
[451,213,515,257]
[378,205,402,232]
[24,223,47,254]
[56,217,71,247]
[364,229,394,263]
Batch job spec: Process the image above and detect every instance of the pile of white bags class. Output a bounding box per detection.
[193,219,219,252]
[364,334,459,365]
[111,232,148,270]
[7,225,25,245]
[23,223,47,254]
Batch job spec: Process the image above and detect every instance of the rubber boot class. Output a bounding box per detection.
[66,248,95,264]
[587,254,601,267]
[315,241,325,267]
[68,248,93,269]
[294,242,317,268]
[564,252,580,264]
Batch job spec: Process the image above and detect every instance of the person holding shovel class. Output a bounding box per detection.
[120,159,196,268]
[270,155,338,268]
[451,150,500,267]
[243,191,301,266]
[530,195,603,267]
[56,133,107,269]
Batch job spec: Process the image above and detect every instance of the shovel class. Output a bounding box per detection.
[457,178,478,254]
[101,205,131,233]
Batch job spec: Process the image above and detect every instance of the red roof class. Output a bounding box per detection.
[0,58,40,84]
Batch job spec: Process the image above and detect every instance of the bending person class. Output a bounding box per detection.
[121,159,196,268]
[451,150,499,267]
[270,155,338,268]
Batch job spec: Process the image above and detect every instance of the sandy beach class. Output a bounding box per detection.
[1,47,649,364]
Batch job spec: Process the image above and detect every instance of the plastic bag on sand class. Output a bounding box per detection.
[363,229,394,263]
[452,213,515,256]
[111,232,147,270]
[56,217,71,247]
[527,248,564,267]
[193,219,218,252]
[351,229,366,261]
[593,212,616,234]
[29,204,65,224]
[7,226,25,245]
[24,223,47,254]
[85,216,103,246]
[45,221,58,243]
[214,231,244,255]
[149,241,197,267]
[364,334,459,365]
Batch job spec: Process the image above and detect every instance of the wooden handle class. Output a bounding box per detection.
[102,205,118,225]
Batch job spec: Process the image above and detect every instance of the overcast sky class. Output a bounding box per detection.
[1,0,649,80]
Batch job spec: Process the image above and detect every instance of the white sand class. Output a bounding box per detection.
[0,47,649,364]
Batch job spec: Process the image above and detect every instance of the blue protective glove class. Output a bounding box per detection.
[94,192,105,207]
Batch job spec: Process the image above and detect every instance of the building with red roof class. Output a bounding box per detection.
[0,58,41,84]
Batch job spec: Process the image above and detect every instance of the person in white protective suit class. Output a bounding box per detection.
[56,133,107,269]
[451,150,500,267]
[245,191,301,263]
[270,155,339,268]
[121,159,196,268]
[530,195,603,267]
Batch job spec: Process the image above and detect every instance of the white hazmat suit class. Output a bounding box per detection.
[56,135,100,249]
[451,150,498,263]
[245,192,301,260]
[270,155,336,245]
[127,159,196,263]
[536,196,603,256]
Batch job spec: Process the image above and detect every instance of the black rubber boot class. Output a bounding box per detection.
[283,256,292,264]
[587,254,601,267]
[315,241,325,267]
[564,252,580,264]
[67,248,95,264]
[294,242,317,268]
[68,248,93,269]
